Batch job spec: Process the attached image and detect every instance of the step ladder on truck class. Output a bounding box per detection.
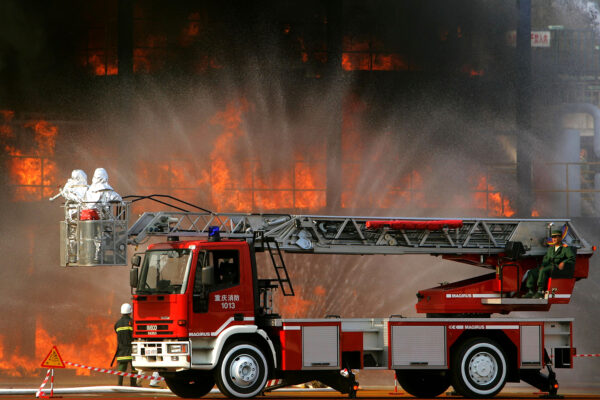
[59,195,595,399]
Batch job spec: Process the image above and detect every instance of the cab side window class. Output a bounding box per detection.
[212,250,240,290]
[193,251,207,293]
[192,250,240,313]
[192,250,240,292]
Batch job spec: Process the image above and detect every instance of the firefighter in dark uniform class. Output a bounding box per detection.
[114,303,138,386]
[524,230,576,298]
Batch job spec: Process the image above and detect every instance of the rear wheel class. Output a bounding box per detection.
[395,370,450,398]
[451,338,508,398]
[164,371,215,398]
[215,342,269,398]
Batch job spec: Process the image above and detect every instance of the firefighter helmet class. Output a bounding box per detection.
[121,303,132,314]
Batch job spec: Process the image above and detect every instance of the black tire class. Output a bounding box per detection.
[450,338,508,398]
[215,342,269,398]
[164,372,215,398]
[395,370,450,398]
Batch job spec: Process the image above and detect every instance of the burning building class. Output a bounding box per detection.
[0,0,599,385]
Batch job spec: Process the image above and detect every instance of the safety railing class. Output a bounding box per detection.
[532,161,600,218]
[60,202,129,267]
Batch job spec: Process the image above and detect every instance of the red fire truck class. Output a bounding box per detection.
[60,197,594,398]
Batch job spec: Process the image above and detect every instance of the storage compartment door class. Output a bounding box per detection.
[521,325,542,368]
[302,326,339,369]
[391,325,446,369]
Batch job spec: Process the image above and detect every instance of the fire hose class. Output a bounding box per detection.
[64,361,165,381]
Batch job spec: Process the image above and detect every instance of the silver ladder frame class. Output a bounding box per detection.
[126,211,593,257]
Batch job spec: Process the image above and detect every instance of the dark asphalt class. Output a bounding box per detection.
[3,389,600,400]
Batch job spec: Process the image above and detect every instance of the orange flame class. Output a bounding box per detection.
[461,64,484,77]
[0,336,39,377]
[135,97,327,212]
[35,317,114,376]
[134,35,168,74]
[314,285,326,297]
[276,286,315,318]
[130,97,516,217]
[0,315,114,378]
[1,114,59,201]
[294,160,326,209]
[342,37,410,71]
[209,99,253,211]
[472,176,515,217]
[87,53,118,76]
[180,12,202,47]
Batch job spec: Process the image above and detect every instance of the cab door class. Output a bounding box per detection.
[188,244,254,337]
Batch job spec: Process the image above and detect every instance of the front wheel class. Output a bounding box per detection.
[164,371,215,398]
[451,338,508,398]
[215,342,269,398]
[395,370,450,398]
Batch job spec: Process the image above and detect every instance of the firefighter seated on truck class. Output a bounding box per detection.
[523,229,576,298]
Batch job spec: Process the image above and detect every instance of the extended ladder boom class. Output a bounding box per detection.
[127,210,593,257]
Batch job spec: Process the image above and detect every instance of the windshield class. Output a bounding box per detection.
[137,249,192,294]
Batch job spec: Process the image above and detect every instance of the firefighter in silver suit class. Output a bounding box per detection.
[84,168,122,219]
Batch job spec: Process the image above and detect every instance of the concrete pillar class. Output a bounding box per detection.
[595,173,600,215]
[516,0,533,217]
[550,129,581,217]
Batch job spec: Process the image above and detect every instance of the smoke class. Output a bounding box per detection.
[0,0,599,387]
[552,0,600,35]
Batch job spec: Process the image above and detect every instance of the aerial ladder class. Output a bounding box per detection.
[60,195,594,315]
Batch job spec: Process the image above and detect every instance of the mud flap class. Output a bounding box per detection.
[520,350,562,399]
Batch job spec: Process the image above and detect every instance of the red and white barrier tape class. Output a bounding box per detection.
[265,379,283,388]
[65,361,164,381]
[574,354,600,358]
[35,369,53,398]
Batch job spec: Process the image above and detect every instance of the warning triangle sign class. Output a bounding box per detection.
[41,346,65,368]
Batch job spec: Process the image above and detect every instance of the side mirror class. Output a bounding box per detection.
[202,265,215,287]
[130,268,139,288]
[131,255,141,267]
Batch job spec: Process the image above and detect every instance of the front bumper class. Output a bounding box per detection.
[132,340,191,371]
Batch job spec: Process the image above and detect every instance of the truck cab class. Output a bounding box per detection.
[132,238,260,362]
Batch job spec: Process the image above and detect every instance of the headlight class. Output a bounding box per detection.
[167,343,188,354]
[132,344,138,354]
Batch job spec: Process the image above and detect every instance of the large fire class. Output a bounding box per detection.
[0,316,114,378]
[136,98,327,212]
[131,96,518,216]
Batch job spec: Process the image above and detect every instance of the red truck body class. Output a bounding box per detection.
[130,236,582,399]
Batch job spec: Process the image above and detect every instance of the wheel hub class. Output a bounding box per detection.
[229,355,258,387]
[468,352,497,385]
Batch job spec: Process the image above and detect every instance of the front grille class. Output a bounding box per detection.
[136,320,173,324]
[137,324,170,330]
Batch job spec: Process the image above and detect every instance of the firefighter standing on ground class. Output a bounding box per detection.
[114,303,138,386]
[524,230,576,298]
